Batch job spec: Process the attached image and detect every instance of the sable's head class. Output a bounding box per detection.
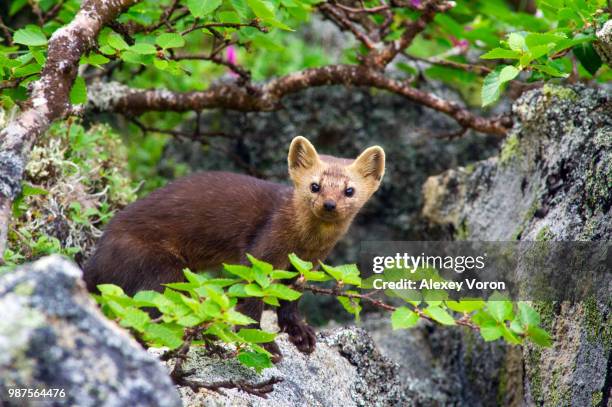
[288,136,385,223]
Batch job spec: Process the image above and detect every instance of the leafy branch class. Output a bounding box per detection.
[95,252,552,397]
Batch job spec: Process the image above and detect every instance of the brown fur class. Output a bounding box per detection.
[84,136,385,359]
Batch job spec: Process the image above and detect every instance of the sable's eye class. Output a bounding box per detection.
[345,187,355,197]
[310,183,320,193]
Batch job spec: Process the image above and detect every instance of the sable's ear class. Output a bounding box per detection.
[352,146,385,181]
[288,136,319,171]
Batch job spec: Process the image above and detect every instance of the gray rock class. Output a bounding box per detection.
[421,84,611,406]
[167,327,405,407]
[0,255,181,407]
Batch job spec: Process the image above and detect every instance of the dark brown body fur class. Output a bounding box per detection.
[84,137,385,359]
[85,172,343,293]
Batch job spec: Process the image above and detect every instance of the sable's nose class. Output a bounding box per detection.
[323,200,336,211]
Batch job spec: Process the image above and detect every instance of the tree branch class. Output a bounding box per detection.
[0,0,140,259]
[366,0,453,67]
[87,65,511,136]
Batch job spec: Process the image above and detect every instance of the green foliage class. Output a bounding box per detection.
[477,1,608,106]
[2,120,136,270]
[96,253,552,373]
[96,255,299,372]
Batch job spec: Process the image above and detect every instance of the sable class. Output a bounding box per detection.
[84,136,385,360]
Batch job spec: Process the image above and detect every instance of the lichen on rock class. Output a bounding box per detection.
[0,255,181,407]
[421,84,611,406]
[2,116,136,268]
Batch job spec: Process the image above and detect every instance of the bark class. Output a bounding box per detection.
[0,0,140,258]
[88,65,511,136]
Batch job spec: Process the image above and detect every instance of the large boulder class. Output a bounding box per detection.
[421,84,611,406]
[165,326,406,407]
[0,255,181,407]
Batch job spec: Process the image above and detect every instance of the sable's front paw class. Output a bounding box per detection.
[263,340,283,363]
[281,320,316,354]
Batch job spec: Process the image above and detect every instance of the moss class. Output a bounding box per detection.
[454,219,470,240]
[499,133,522,166]
[583,296,611,349]
[542,84,579,101]
[13,282,34,296]
[526,347,543,403]
[591,391,603,406]
[535,226,552,241]
[6,121,136,266]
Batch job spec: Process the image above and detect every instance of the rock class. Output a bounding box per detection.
[362,315,516,407]
[594,19,612,66]
[0,255,181,407]
[166,327,405,407]
[421,84,611,406]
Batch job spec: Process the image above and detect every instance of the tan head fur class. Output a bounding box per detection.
[288,136,385,224]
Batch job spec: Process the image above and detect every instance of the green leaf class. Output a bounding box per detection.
[532,64,569,77]
[22,184,48,197]
[156,33,185,49]
[263,296,280,306]
[264,283,301,301]
[573,43,602,75]
[227,284,250,297]
[480,325,503,341]
[9,0,28,16]
[225,309,256,325]
[130,43,157,55]
[154,58,168,70]
[499,65,520,82]
[247,254,274,274]
[183,269,207,285]
[526,326,552,347]
[231,0,251,19]
[120,308,151,332]
[303,270,332,282]
[391,306,419,329]
[487,292,514,322]
[507,33,526,52]
[247,0,275,20]
[187,0,223,18]
[13,26,47,46]
[176,314,206,327]
[501,324,522,345]
[85,53,110,67]
[518,302,540,327]
[224,264,254,282]
[13,62,41,78]
[480,48,521,60]
[338,294,361,320]
[134,290,165,307]
[425,305,456,325]
[108,33,129,50]
[69,76,88,105]
[237,351,272,372]
[244,283,265,297]
[144,324,184,349]
[97,284,125,297]
[237,328,277,343]
[446,299,486,313]
[481,68,503,107]
[253,267,271,288]
[525,32,566,49]
[270,270,299,279]
[288,253,313,273]
[199,285,231,309]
